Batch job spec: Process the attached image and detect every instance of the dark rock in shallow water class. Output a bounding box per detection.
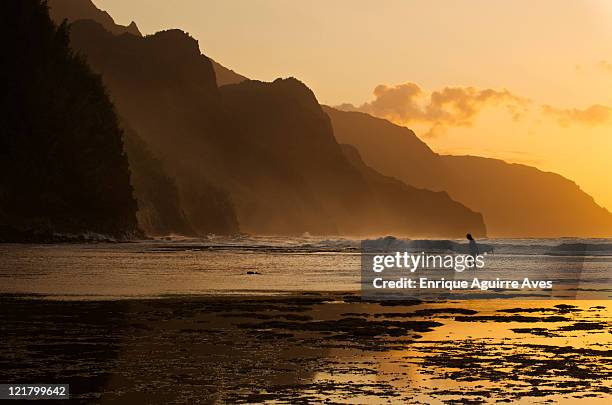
[238,317,442,339]
[454,315,570,323]
[510,327,560,337]
[557,322,607,331]
[0,225,135,243]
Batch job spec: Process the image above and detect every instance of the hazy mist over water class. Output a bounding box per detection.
[1,236,610,299]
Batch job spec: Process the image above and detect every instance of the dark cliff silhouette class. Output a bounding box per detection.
[325,106,612,237]
[44,0,612,238]
[47,0,246,88]
[219,78,366,234]
[212,60,247,87]
[48,0,212,236]
[219,78,484,236]
[67,20,239,235]
[340,145,486,237]
[0,0,139,241]
[121,120,193,236]
[437,155,612,237]
[46,1,486,237]
[60,19,484,236]
[48,0,141,36]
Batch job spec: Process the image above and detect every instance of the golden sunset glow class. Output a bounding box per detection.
[95,0,612,210]
[3,2,612,403]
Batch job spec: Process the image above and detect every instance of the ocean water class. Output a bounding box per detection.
[1,237,610,403]
[0,236,610,299]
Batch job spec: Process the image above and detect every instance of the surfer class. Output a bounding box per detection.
[466,233,479,269]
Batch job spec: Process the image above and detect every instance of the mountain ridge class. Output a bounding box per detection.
[61,14,485,237]
[47,0,247,88]
[48,0,141,36]
[325,106,612,237]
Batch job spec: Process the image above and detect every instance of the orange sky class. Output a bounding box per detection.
[95,0,612,210]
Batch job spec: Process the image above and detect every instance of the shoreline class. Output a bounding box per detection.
[1,293,609,403]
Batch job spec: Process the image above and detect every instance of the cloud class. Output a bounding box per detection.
[541,104,612,127]
[337,82,529,137]
[598,60,612,73]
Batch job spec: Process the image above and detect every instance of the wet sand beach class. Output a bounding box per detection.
[1,239,610,403]
[1,294,610,404]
